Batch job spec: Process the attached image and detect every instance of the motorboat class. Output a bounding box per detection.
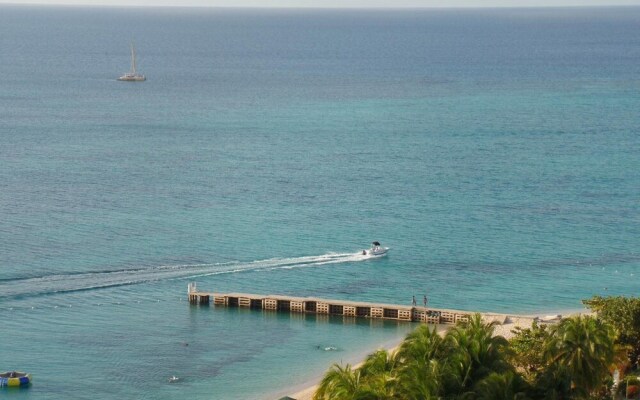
[363,241,389,257]
[118,43,146,81]
[0,371,31,387]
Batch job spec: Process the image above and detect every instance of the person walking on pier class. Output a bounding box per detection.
[412,295,416,306]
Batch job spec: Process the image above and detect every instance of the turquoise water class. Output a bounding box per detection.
[1,5,639,399]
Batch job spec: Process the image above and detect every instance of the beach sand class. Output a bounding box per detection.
[284,312,568,400]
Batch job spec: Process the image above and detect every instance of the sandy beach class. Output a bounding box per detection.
[284,312,568,400]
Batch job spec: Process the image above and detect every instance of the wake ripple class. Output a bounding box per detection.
[0,252,370,299]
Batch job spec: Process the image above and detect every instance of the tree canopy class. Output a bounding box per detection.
[313,300,638,400]
[583,295,640,369]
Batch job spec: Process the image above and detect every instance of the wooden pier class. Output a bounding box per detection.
[187,283,476,325]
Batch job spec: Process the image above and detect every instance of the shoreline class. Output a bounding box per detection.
[286,335,413,400]
[282,309,588,400]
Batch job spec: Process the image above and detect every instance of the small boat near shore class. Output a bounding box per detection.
[0,371,31,387]
[362,241,389,257]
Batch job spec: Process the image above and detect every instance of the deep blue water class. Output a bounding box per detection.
[1,5,639,399]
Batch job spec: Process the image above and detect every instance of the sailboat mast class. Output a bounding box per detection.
[130,43,136,74]
[118,42,145,81]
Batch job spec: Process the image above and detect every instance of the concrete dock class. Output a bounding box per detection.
[187,283,480,325]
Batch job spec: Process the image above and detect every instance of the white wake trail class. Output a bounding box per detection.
[1,252,369,299]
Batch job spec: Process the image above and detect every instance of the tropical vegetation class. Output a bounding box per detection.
[583,296,640,369]
[313,295,640,400]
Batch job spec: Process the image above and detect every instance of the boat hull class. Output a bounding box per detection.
[117,75,146,81]
[365,248,389,257]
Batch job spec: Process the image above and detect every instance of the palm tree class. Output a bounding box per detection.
[358,349,399,398]
[360,349,398,378]
[472,371,531,400]
[313,363,368,400]
[396,324,445,366]
[531,362,572,400]
[395,357,446,400]
[446,313,512,395]
[544,314,616,398]
[393,324,449,399]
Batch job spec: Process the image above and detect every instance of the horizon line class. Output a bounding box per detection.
[2,2,640,9]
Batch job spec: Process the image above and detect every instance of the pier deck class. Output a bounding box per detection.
[187,284,487,325]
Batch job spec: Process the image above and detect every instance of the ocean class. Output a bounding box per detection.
[1,5,639,399]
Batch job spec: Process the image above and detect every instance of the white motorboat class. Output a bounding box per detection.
[363,241,389,257]
[118,43,146,82]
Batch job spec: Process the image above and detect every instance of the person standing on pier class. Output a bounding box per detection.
[412,295,416,306]
[423,295,428,308]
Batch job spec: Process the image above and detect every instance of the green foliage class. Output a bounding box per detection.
[583,295,640,368]
[616,376,640,398]
[314,303,638,400]
[544,315,616,399]
[445,313,512,395]
[395,324,447,399]
[396,324,445,365]
[472,371,531,400]
[394,358,446,400]
[509,321,552,382]
[358,350,399,398]
[509,315,616,400]
[314,313,517,400]
[313,364,377,400]
[530,363,572,400]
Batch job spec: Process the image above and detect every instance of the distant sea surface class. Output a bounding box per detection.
[1,5,639,399]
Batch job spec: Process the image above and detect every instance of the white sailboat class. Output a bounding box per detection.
[118,43,146,81]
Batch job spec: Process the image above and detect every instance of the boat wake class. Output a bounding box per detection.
[0,252,370,299]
